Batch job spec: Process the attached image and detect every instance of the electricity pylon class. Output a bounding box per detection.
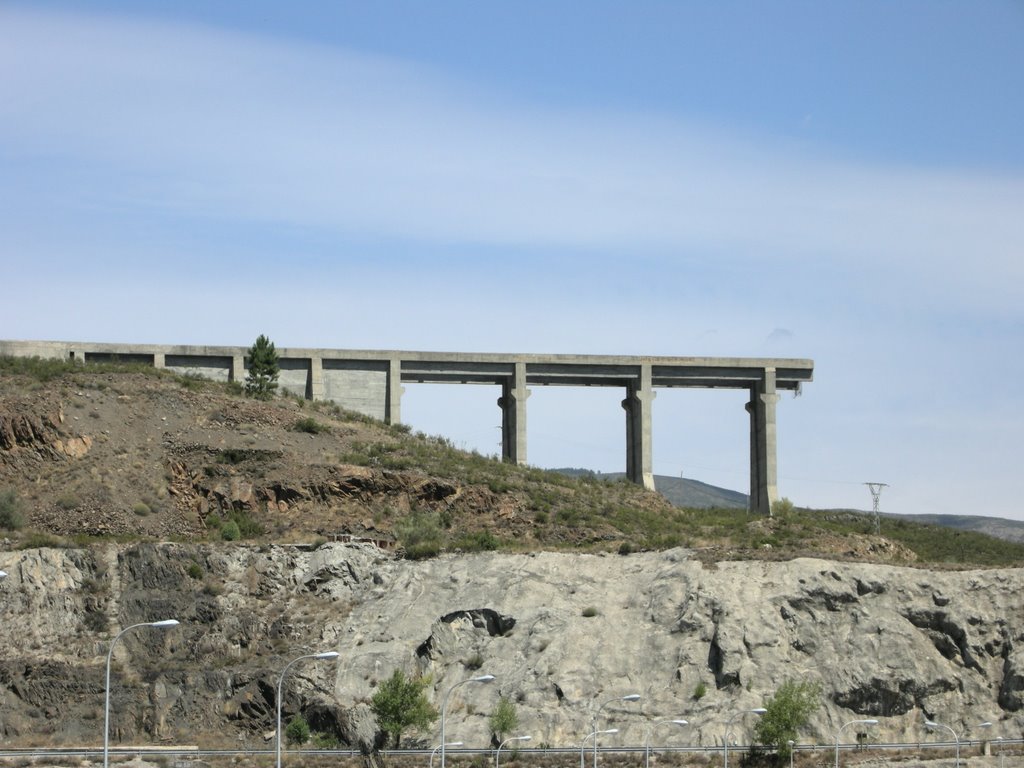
[864,482,888,535]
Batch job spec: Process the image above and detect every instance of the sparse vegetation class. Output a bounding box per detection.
[370,669,437,748]
[581,606,599,618]
[754,679,822,763]
[285,714,310,746]
[0,356,1021,566]
[396,512,443,560]
[293,417,330,435]
[0,489,25,530]
[220,520,241,541]
[488,696,520,742]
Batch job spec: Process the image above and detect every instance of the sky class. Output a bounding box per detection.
[2,2,1023,521]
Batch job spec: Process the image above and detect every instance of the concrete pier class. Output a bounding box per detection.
[0,340,813,514]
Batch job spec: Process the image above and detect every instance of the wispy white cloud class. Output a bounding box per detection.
[2,7,1022,317]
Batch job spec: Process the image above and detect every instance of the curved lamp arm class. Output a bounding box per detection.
[276,651,339,768]
[104,620,180,768]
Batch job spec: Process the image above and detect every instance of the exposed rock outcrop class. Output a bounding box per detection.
[0,544,1021,751]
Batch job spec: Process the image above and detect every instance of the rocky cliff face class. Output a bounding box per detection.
[0,542,1021,750]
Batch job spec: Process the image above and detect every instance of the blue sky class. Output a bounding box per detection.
[2,2,1023,520]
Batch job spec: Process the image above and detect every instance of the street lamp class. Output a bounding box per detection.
[834,718,877,768]
[581,729,618,768]
[0,570,7,580]
[924,719,990,768]
[103,620,180,768]
[496,735,531,768]
[724,708,766,768]
[996,735,1004,768]
[275,651,340,768]
[644,719,688,768]
[787,740,795,768]
[593,694,640,768]
[431,741,463,768]
[441,674,495,768]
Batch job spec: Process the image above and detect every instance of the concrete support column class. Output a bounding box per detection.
[231,355,245,384]
[497,362,530,465]
[385,358,404,425]
[153,353,165,369]
[747,368,780,516]
[622,364,656,490]
[309,357,325,401]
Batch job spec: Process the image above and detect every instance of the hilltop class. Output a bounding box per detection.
[1,357,1023,567]
[2,358,1024,763]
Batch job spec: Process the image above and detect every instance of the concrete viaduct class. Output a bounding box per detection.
[0,340,814,515]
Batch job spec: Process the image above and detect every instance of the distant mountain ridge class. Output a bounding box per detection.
[554,469,1024,544]
[553,468,747,509]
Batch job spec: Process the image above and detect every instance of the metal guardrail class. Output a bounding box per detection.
[0,739,1019,762]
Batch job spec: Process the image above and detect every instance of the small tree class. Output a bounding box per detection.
[370,669,438,748]
[754,679,821,762]
[285,713,311,746]
[488,696,519,743]
[245,334,279,400]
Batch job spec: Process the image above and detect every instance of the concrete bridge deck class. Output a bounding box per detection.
[0,340,814,515]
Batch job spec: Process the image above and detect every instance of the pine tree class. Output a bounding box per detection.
[245,334,279,400]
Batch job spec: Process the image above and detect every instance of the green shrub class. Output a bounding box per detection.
[56,494,79,510]
[0,489,25,530]
[771,497,796,517]
[755,679,822,760]
[221,520,241,541]
[693,681,707,700]
[463,652,484,671]
[454,530,500,552]
[397,512,443,560]
[371,669,438,748]
[132,502,151,517]
[293,417,330,435]
[285,714,310,746]
[581,606,599,618]
[215,448,248,465]
[311,731,340,749]
[488,696,520,742]
[186,562,203,579]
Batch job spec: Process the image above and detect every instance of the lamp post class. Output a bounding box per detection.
[834,718,877,768]
[924,719,960,768]
[496,735,531,768]
[431,742,463,768]
[924,719,990,768]
[103,620,180,768]
[996,735,1004,768]
[787,740,795,768]
[724,708,766,768]
[581,729,618,768]
[275,651,340,768]
[440,674,495,768]
[644,719,688,768]
[593,694,640,768]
